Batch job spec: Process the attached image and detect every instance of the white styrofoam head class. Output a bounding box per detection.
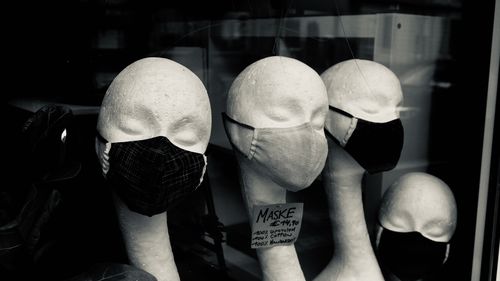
[322,59,403,123]
[226,56,328,129]
[378,172,457,242]
[96,57,211,154]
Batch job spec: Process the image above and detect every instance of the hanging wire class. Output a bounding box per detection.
[333,0,357,61]
[333,0,374,96]
[273,0,295,55]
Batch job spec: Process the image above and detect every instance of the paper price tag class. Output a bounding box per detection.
[250,203,304,249]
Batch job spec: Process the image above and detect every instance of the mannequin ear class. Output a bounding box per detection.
[443,243,451,264]
[95,136,111,177]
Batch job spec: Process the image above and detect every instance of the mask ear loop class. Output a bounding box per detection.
[375,223,384,249]
[443,244,451,264]
[195,155,208,190]
[95,131,111,177]
[374,217,388,250]
[327,106,358,147]
[221,112,256,159]
[221,112,255,130]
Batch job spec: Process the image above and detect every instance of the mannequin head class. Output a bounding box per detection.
[224,56,328,192]
[226,56,328,128]
[97,57,211,153]
[375,172,458,281]
[321,59,404,175]
[96,57,211,216]
[322,59,402,124]
[223,55,328,281]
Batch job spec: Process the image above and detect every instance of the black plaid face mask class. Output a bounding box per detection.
[101,135,207,216]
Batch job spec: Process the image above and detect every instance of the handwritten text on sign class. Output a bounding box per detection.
[251,203,304,249]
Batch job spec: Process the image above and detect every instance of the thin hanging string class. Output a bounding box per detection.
[333,0,374,96]
[333,0,356,61]
[273,0,294,55]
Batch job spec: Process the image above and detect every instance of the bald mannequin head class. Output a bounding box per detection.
[378,172,457,242]
[322,59,403,141]
[375,172,457,281]
[97,57,211,154]
[95,57,211,217]
[322,59,402,125]
[223,56,329,280]
[227,56,328,129]
[93,58,212,281]
[321,59,404,174]
[224,56,329,191]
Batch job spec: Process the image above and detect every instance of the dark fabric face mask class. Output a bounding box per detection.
[101,134,207,217]
[377,227,449,281]
[326,106,404,174]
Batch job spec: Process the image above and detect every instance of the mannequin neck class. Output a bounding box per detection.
[322,141,374,260]
[237,155,288,212]
[236,154,306,281]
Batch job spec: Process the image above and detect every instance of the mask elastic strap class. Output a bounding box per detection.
[195,155,208,190]
[95,131,112,177]
[221,113,255,158]
[327,106,358,147]
[329,105,354,118]
[221,112,255,130]
[96,131,109,144]
[344,117,358,146]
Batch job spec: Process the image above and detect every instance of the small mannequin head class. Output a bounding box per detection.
[375,172,458,281]
[321,59,404,175]
[96,57,211,216]
[223,56,329,192]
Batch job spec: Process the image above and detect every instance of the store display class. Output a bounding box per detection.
[3,1,498,280]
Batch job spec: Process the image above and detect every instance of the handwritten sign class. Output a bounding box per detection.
[250,203,304,249]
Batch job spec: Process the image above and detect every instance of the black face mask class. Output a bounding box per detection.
[326,106,404,174]
[101,134,207,216]
[377,227,449,281]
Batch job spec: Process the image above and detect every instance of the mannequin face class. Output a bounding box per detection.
[322,59,403,124]
[227,56,328,129]
[322,59,404,174]
[375,172,457,281]
[97,57,211,154]
[224,56,329,191]
[95,57,211,216]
